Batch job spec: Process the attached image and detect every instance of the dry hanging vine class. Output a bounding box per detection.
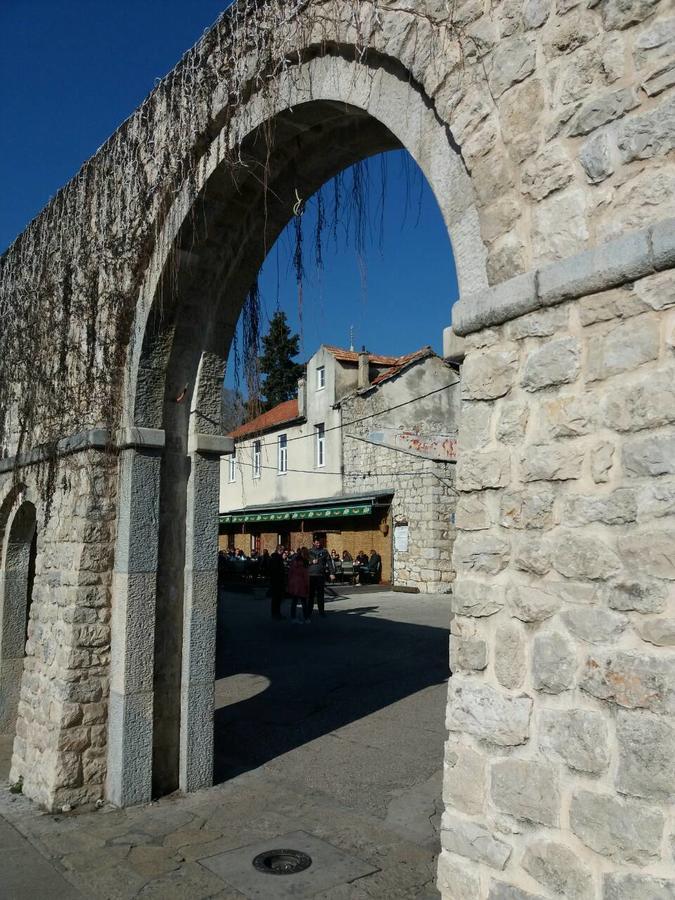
[0,0,460,509]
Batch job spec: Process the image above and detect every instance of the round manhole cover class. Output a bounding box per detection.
[252,849,313,876]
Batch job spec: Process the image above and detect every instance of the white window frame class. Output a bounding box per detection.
[316,423,325,468]
[228,452,236,483]
[278,434,288,475]
[253,440,261,479]
[316,365,326,391]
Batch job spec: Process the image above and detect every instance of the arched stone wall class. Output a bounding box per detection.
[0,1,673,896]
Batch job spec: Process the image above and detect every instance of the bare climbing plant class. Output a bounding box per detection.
[0,0,459,509]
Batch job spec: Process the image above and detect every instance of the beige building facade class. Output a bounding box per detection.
[220,345,460,589]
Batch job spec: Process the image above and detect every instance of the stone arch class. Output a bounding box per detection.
[109,50,479,805]
[0,494,37,742]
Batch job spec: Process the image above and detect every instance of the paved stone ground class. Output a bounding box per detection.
[0,587,451,899]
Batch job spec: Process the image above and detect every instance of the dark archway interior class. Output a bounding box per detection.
[0,500,37,779]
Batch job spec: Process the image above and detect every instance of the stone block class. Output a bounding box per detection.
[521,144,574,200]
[436,851,482,900]
[617,93,675,163]
[579,131,614,184]
[580,650,675,714]
[532,188,589,263]
[507,583,560,622]
[451,635,488,671]
[578,286,649,326]
[494,621,525,689]
[496,401,529,443]
[633,269,675,310]
[500,76,544,162]
[515,535,550,573]
[456,494,492,530]
[453,580,504,617]
[563,489,636,526]
[604,578,667,614]
[523,0,551,29]
[453,532,510,575]
[602,369,675,432]
[446,681,532,746]
[499,487,554,530]
[538,394,596,439]
[488,884,547,900]
[539,707,610,774]
[568,87,640,137]
[457,449,510,491]
[591,441,615,483]
[522,839,594,899]
[561,607,628,643]
[552,531,621,580]
[506,305,568,341]
[491,758,559,826]
[618,529,675,579]
[461,348,519,400]
[587,315,660,382]
[522,337,581,391]
[453,273,538,335]
[623,431,675,478]
[651,216,675,270]
[603,873,675,899]
[486,35,536,98]
[441,813,512,869]
[616,709,675,801]
[638,617,675,646]
[532,631,576,693]
[520,442,584,482]
[637,478,675,521]
[538,226,652,306]
[569,789,664,865]
[633,18,675,70]
[443,742,486,815]
[459,401,493,450]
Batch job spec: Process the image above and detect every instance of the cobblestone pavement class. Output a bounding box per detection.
[0,588,450,899]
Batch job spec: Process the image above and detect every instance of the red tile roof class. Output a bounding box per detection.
[370,347,435,386]
[229,398,300,439]
[322,345,400,366]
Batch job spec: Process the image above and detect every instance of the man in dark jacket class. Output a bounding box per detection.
[307,539,334,619]
[268,548,286,619]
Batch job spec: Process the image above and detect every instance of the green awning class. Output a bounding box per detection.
[220,502,373,525]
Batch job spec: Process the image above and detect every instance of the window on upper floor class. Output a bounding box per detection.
[228,451,236,483]
[253,440,261,479]
[316,365,326,391]
[278,433,288,474]
[316,423,325,468]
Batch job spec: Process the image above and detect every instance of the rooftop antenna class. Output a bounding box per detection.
[349,325,355,352]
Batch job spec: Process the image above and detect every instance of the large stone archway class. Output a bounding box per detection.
[1,1,674,896]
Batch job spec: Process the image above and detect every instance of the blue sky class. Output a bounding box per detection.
[1,2,458,373]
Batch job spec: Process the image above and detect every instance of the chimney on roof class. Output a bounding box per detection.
[297,375,306,417]
[358,346,370,390]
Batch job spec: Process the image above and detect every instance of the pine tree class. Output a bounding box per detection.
[258,311,304,411]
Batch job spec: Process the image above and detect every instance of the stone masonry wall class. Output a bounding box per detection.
[0,452,116,811]
[342,375,459,593]
[440,268,675,897]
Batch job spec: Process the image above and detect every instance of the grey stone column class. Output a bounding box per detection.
[106,429,164,807]
[179,433,232,793]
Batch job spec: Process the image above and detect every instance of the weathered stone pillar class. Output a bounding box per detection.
[107,429,164,807]
[179,433,232,793]
[440,221,675,898]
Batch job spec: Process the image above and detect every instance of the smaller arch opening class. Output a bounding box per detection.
[0,500,37,781]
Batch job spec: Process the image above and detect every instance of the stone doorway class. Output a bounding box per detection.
[0,499,37,781]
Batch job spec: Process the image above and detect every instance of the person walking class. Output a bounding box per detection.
[268,547,286,619]
[307,538,335,619]
[287,547,310,623]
